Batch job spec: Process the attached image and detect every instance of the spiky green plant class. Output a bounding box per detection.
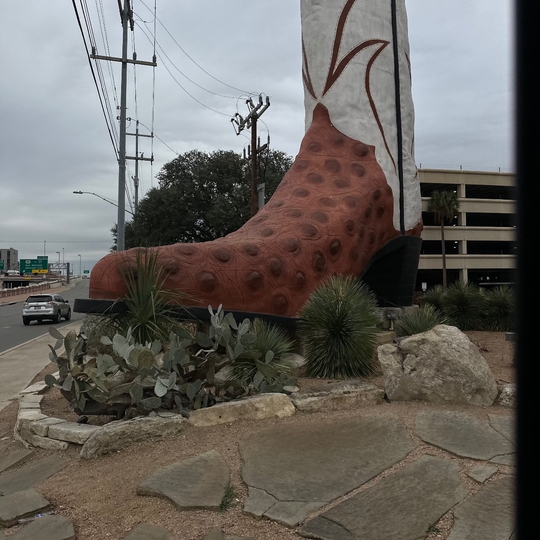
[394,305,449,338]
[440,281,485,330]
[419,285,445,314]
[230,318,294,384]
[298,275,380,379]
[108,248,191,345]
[482,285,516,331]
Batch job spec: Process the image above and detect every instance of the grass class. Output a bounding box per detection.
[298,275,380,379]
[220,484,238,512]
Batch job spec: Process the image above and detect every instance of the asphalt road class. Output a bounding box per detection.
[0,279,90,353]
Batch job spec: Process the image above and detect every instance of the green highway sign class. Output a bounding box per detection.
[37,256,48,260]
[0,260,4,271]
[83,269,90,274]
[20,258,48,274]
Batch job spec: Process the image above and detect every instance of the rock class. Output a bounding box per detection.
[0,488,51,527]
[0,455,68,496]
[47,422,101,444]
[466,464,498,483]
[18,382,48,396]
[137,450,230,511]
[0,449,34,474]
[80,415,186,458]
[9,515,75,540]
[240,414,415,527]
[29,417,67,437]
[202,529,225,540]
[188,393,295,427]
[301,455,468,540]
[378,325,498,406]
[20,428,70,451]
[448,476,514,540]
[496,384,517,407]
[415,410,515,460]
[123,523,175,539]
[16,410,48,432]
[290,380,384,412]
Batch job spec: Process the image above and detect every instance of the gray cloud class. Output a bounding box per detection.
[0,0,513,270]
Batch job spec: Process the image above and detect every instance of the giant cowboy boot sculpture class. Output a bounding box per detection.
[89,0,422,317]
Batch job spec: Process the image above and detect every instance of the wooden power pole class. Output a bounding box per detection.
[232,95,270,216]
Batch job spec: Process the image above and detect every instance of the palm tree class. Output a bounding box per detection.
[428,190,460,289]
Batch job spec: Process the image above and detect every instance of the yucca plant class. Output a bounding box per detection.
[230,318,294,385]
[482,285,516,331]
[394,304,449,338]
[419,285,445,314]
[107,249,191,345]
[440,281,485,331]
[298,275,380,379]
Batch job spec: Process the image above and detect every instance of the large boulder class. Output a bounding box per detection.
[378,325,498,406]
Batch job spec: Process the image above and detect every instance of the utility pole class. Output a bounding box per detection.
[232,95,270,216]
[252,134,270,208]
[90,0,156,250]
[126,120,154,210]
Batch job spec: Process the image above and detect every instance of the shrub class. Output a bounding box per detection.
[440,281,485,330]
[482,285,516,332]
[419,285,445,314]
[106,248,191,344]
[230,318,295,389]
[394,305,449,338]
[45,305,296,419]
[298,275,380,379]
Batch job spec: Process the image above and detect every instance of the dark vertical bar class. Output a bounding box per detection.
[390,0,405,234]
[515,0,539,538]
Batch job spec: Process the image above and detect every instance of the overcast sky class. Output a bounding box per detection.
[0,0,514,271]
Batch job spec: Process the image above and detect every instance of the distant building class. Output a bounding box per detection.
[0,247,19,272]
[418,169,516,291]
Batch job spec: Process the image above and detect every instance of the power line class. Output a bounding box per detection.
[137,0,252,95]
[72,0,118,158]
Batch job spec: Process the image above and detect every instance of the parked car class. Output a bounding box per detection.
[22,294,71,325]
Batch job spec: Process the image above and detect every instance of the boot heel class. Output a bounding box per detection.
[359,235,422,307]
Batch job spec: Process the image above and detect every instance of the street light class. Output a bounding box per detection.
[56,251,60,263]
[78,254,81,277]
[73,191,134,216]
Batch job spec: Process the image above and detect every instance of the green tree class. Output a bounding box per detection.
[112,149,293,249]
[428,190,460,289]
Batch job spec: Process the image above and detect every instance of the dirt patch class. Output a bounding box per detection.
[1,331,515,540]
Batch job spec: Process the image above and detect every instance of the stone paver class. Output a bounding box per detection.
[414,410,515,460]
[123,523,175,539]
[489,414,515,442]
[0,449,34,474]
[0,455,67,496]
[300,455,468,540]
[137,450,230,511]
[240,414,415,527]
[9,514,75,540]
[466,464,498,483]
[0,488,51,527]
[447,476,515,540]
[202,529,257,540]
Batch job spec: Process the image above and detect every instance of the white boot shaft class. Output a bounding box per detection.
[300,0,421,232]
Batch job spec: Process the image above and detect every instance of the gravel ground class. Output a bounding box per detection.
[0,330,515,540]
